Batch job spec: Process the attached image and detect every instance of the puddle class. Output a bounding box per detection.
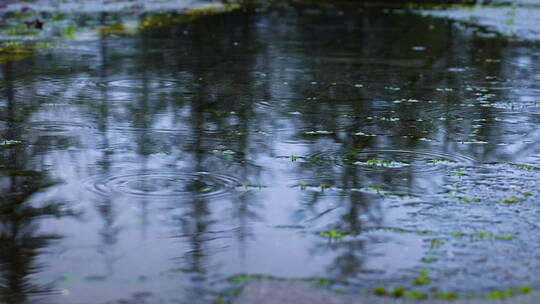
[1,2,540,303]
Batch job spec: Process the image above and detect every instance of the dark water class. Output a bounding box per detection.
[2,5,540,303]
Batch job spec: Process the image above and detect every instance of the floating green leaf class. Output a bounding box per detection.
[434,292,458,299]
[502,162,538,170]
[392,286,405,298]
[406,290,427,299]
[64,25,75,38]
[373,286,386,295]
[520,285,531,293]
[503,197,525,204]
[412,270,430,285]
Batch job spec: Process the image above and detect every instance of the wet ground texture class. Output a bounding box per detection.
[1,2,540,303]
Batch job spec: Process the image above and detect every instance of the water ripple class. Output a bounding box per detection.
[25,121,95,134]
[85,171,239,199]
[306,149,476,172]
[95,78,183,91]
[12,76,187,103]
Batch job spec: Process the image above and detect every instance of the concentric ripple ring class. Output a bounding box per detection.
[85,171,239,199]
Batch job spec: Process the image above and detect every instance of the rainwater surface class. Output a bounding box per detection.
[2,4,540,303]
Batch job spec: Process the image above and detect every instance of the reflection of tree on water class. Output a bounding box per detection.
[171,93,216,303]
[156,14,270,301]
[92,26,122,279]
[0,63,73,304]
[176,194,215,275]
[272,7,527,283]
[304,170,379,280]
[0,173,63,304]
[278,10,440,280]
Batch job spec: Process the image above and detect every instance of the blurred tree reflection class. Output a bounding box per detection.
[0,62,75,304]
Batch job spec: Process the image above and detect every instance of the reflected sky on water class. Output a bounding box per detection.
[1,5,540,303]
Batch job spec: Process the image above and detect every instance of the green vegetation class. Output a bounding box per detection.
[228,274,274,284]
[372,285,532,301]
[503,196,526,204]
[363,185,382,193]
[373,286,386,295]
[99,23,129,36]
[412,269,430,285]
[428,158,453,164]
[357,185,414,199]
[2,24,39,36]
[476,231,493,238]
[366,158,402,167]
[483,287,533,299]
[315,225,514,246]
[406,289,428,299]
[2,4,536,303]
[520,285,531,293]
[8,11,35,19]
[494,234,513,240]
[392,286,405,297]
[319,230,347,239]
[450,195,481,202]
[290,155,302,161]
[503,162,539,170]
[313,278,332,286]
[238,184,267,190]
[300,277,342,287]
[0,1,243,46]
[213,285,242,304]
[284,154,326,163]
[138,3,241,30]
[428,238,441,250]
[63,25,75,38]
[292,182,331,191]
[452,168,467,176]
[213,296,224,304]
[484,288,515,299]
[446,190,481,202]
[449,231,513,240]
[364,226,430,235]
[0,44,36,64]
[434,292,458,299]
